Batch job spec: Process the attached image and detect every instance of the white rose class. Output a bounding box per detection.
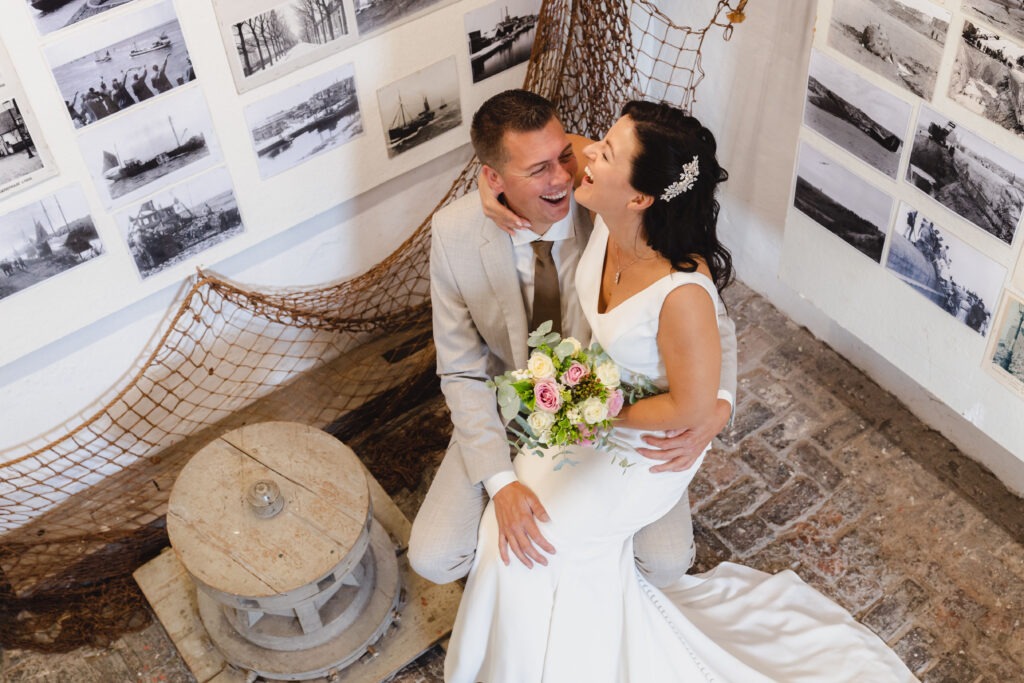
[565,407,582,424]
[563,337,583,355]
[580,396,608,424]
[527,352,556,379]
[527,411,555,436]
[595,361,621,388]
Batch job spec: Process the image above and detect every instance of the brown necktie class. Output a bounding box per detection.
[530,240,561,336]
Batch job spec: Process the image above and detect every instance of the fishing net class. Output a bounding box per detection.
[0,0,746,653]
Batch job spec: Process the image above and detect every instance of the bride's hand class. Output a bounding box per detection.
[478,168,532,235]
[638,398,732,472]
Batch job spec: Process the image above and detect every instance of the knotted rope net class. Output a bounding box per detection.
[0,0,746,652]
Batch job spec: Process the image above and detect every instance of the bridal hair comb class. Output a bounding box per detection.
[660,155,700,202]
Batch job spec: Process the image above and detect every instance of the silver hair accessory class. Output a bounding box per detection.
[660,155,700,202]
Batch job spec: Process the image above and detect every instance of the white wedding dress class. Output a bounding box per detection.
[444,217,917,682]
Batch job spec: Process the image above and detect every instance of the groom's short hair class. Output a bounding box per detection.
[471,89,558,170]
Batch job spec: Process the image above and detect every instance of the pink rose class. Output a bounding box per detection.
[560,361,589,387]
[607,389,624,417]
[534,379,562,413]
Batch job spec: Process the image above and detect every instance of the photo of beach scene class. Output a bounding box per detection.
[950,21,1024,139]
[77,87,221,208]
[377,56,462,159]
[28,0,145,37]
[246,63,363,179]
[464,0,540,83]
[46,0,195,130]
[0,185,103,301]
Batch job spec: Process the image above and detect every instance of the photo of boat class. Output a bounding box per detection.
[465,0,540,83]
[130,33,171,57]
[388,93,435,147]
[94,50,112,63]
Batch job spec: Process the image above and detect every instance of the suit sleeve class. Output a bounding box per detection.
[430,220,516,486]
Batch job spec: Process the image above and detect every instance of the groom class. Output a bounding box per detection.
[409,89,737,587]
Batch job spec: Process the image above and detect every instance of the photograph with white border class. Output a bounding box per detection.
[950,21,1024,139]
[215,0,356,93]
[77,87,221,208]
[245,62,362,179]
[28,0,146,37]
[0,185,103,302]
[46,0,196,130]
[793,141,892,262]
[377,56,462,159]
[464,0,540,83]
[114,167,244,280]
[988,290,1024,394]
[827,0,950,100]
[905,106,1024,245]
[355,0,459,39]
[0,99,48,198]
[886,202,1006,335]
[964,0,1024,45]
[804,48,911,178]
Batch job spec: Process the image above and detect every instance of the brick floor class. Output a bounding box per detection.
[3,280,1023,682]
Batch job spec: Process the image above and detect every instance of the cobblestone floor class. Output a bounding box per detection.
[3,281,1024,682]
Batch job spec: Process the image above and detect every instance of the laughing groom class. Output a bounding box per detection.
[409,89,738,587]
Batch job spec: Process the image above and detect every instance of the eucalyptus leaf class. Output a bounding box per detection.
[527,320,554,346]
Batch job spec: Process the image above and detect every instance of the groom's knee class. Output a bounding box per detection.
[635,538,696,588]
[407,528,475,585]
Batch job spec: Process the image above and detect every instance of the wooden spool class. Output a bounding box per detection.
[167,421,402,680]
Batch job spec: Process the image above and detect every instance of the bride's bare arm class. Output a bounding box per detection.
[615,284,721,433]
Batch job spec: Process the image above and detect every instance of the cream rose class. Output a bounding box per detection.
[527,352,556,379]
[563,337,583,354]
[566,407,582,424]
[580,396,609,424]
[527,410,555,435]
[595,361,621,388]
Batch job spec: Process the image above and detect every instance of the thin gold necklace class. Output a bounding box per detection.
[612,241,645,285]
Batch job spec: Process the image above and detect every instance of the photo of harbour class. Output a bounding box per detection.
[246,63,363,179]
[464,0,540,83]
[354,0,458,38]
[28,0,144,36]
[46,1,195,129]
[77,87,221,208]
[376,56,461,159]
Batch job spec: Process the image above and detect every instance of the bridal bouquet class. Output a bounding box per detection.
[489,321,657,468]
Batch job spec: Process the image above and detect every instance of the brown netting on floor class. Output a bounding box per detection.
[0,0,745,653]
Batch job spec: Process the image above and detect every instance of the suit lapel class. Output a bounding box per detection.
[480,225,530,368]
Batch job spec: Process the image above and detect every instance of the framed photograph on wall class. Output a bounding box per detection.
[114,167,244,280]
[793,141,892,262]
[905,106,1024,246]
[245,62,363,179]
[949,22,1024,139]
[886,202,1006,335]
[355,0,459,39]
[213,0,357,94]
[76,87,222,209]
[46,0,196,130]
[0,185,103,302]
[376,56,462,159]
[985,290,1024,395]
[804,49,912,179]
[963,1,1024,45]
[827,0,950,100]
[464,0,540,84]
[28,0,146,37]
[0,99,49,198]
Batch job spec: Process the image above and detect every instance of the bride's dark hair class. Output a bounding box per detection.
[622,100,733,292]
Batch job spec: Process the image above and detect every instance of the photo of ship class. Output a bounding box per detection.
[246,63,363,179]
[376,56,461,159]
[29,0,143,37]
[464,0,540,83]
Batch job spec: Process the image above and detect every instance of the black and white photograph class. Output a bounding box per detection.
[950,22,1024,139]
[46,0,196,130]
[355,0,459,39]
[828,0,950,100]
[906,106,1024,245]
[0,99,47,198]
[886,202,1006,335]
[77,88,221,208]
[988,291,1024,393]
[464,0,540,83]
[377,56,462,159]
[115,167,244,280]
[28,0,145,37]
[225,0,355,90]
[245,63,362,179]
[964,0,1024,45]
[804,48,912,178]
[793,141,892,262]
[0,185,103,302]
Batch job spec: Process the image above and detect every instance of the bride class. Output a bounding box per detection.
[444,101,917,682]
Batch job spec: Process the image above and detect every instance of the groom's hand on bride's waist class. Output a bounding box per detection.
[492,482,555,569]
[638,399,732,473]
